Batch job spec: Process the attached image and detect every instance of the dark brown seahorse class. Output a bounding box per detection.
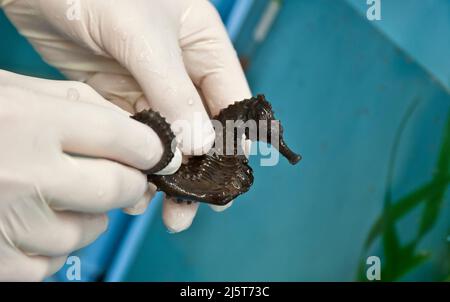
[131,95,301,206]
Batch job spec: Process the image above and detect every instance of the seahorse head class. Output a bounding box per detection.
[249,95,301,165]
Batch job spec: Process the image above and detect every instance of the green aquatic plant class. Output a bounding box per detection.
[358,101,450,281]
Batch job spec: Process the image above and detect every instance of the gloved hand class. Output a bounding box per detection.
[1,0,252,232]
[0,70,168,281]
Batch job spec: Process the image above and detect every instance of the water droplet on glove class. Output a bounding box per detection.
[67,88,80,101]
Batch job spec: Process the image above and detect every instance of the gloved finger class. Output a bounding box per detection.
[26,255,67,281]
[162,196,199,234]
[0,70,126,115]
[123,183,157,216]
[44,95,163,171]
[100,16,215,156]
[210,201,234,212]
[44,255,68,279]
[179,0,252,117]
[0,253,67,282]
[85,72,144,114]
[43,155,148,213]
[14,211,108,257]
[84,73,185,175]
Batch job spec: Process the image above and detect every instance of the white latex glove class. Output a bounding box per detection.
[0,70,167,281]
[1,0,252,232]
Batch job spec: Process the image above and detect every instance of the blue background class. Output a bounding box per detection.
[0,0,448,281]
